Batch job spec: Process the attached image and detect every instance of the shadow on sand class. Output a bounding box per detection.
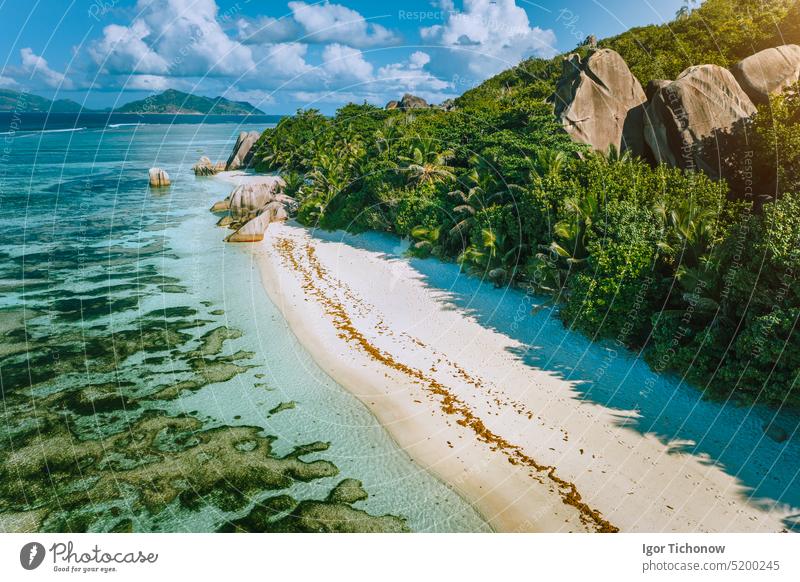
[308,225,800,531]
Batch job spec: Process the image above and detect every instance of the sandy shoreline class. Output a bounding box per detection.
[213,172,797,533]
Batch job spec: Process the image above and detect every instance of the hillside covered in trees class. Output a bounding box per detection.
[250,0,800,408]
[116,89,263,115]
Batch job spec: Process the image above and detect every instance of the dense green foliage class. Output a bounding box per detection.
[601,0,799,86]
[252,0,800,407]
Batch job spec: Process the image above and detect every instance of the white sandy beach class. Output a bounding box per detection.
[214,173,798,533]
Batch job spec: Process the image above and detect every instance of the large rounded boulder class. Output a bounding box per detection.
[644,64,757,180]
[386,94,429,110]
[226,131,262,171]
[552,49,647,155]
[732,44,800,104]
[148,168,170,187]
[227,179,285,221]
[226,202,290,243]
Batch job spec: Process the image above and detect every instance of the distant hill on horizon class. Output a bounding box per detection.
[0,89,85,113]
[0,88,265,115]
[114,89,264,115]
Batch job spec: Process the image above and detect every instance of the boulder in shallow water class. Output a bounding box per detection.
[225,202,288,243]
[226,131,261,171]
[193,156,223,176]
[210,199,231,213]
[732,45,800,104]
[643,64,756,180]
[192,156,213,175]
[228,179,285,221]
[552,49,647,155]
[148,168,170,187]
[216,215,234,228]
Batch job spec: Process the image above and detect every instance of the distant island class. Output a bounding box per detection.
[0,88,264,115]
[115,89,264,115]
[0,89,84,113]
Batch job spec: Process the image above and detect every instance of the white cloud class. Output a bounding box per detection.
[90,22,169,75]
[0,75,19,88]
[90,0,255,77]
[235,16,301,45]
[421,0,557,79]
[74,0,457,110]
[288,1,400,47]
[409,51,431,69]
[251,42,313,79]
[376,51,451,94]
[322,43,373,82]
[20,48,73,89]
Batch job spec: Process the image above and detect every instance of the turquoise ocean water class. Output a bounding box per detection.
[0,117,488,532]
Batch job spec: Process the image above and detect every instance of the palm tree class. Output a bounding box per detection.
[551,188,602,263]
[410,225,442,256]
[447,162,524,242]
[652,198,728,324]
[675,1,697,20]
[305,151,350,221]
[280,171,305,198]
[398,138,455,186]
[653,198,718,269]
[532,148,567,179]
[605,144,632,163]
[529,187,602,300]
[458,227,527,286]
[376,119,402,160]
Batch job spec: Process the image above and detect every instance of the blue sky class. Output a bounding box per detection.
[0,0,685,113]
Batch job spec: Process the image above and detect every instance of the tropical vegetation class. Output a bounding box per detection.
[251,0,800,407]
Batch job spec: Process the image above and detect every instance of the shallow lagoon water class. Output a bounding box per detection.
[0,121,488,532]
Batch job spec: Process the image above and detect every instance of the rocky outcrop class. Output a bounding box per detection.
[210,199,230,213]
[210,177,297,243]
[439,99,456,112]
[552,49,647,155]
[643,64,756,179]
[226,201,290,243]
[148,168,170,187]
[225,130,261,171]
[193,156,226,176]
[216,215,234,228]
[385,94,429,110]
[227,181,285,221]
[732,45,800,104]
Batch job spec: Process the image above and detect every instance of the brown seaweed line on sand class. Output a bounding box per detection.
[273,235,618,533]
[281,233,537,422]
